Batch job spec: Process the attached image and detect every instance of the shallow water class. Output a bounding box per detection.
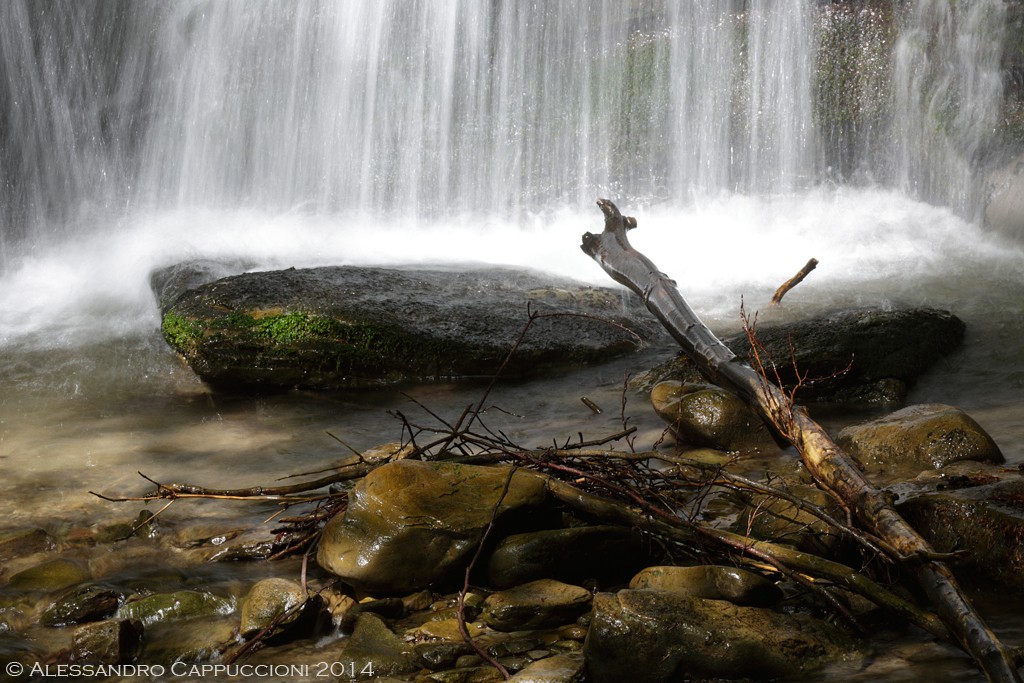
[1,189,1023,680]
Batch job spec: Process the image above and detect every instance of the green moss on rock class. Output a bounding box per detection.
[161,311,203,350]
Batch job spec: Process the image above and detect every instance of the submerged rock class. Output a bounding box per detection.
[116,590,233,627]
[66,619,143,665]
[6,558,91,592]
[584,589,861,682]
[735,482,845,556]
[837,403,1003,480]
[316,460,549,594]
[159,265,656,391]
[0,527,53,560]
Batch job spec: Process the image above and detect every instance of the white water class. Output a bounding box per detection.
[0,188,1018,350]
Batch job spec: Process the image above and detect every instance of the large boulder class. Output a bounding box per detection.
[316,460,550,594]
[638,307,964,404]
[899,475,1024,589]
[584,589,862,682]
[837,403,1003,480]
[158,265,657,391]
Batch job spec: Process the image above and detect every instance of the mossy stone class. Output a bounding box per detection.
[116,590,233,626]
[7,559,91,592]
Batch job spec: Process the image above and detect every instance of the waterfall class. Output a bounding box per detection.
[0,0,1014,267]
[0,0,1007,253]
[892,0,1007,218]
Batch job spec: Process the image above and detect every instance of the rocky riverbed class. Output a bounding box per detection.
[1,266,1021,682]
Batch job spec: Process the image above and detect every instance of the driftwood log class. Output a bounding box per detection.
[581,198,1021,683]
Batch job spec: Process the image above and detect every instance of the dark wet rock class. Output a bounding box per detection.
[585,589,862,682]
[95,510,159,543]
[160,265,655,391]
[557,624,588,641]
[628,565,783,607]
[66,619,143,665]
[317,460,548,594]
[239,577,312,637]
[899,477,1024,588]
[42,585,123,627]
[0,527,53,560]
[734,482,844,555]
[510,653,586,683]
[488,636,542,658]
[728,307,964,403]
[6,558,91,592]
[485,525,648,589]
[650,381,774,450]
[204,529,282,561]
[639,307,964,404]
[341,612,417,678]
[150,258,254,313]
[416,640,477,670]
[401,589,436,613]
[481,580,592,632]
[358,597,407,620]
[837,403,1003,480]
[116,590,233,626]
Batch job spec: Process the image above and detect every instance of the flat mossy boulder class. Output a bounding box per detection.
[158,265,657,391]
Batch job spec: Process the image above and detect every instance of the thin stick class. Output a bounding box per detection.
[456,467,518,680]
[770,258,818,305]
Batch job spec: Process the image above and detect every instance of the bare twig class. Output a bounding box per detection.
[770,257,818,305]
[456,467,518,680]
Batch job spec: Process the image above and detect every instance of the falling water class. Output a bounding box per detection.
[893,0,1008,217]
[1,0,1011,249]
